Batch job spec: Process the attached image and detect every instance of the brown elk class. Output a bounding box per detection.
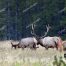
[16,24,39,50]
[11,38,38,50]
[10,24,39,50]
[38,36,63,52]
[18,37,38,50]
[31,24,63,52]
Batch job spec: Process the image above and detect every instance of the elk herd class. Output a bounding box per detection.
[10,24,66,52]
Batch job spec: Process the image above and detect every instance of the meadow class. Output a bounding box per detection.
[0,40,65,66]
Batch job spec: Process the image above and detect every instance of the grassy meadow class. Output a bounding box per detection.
[0,40,65,66]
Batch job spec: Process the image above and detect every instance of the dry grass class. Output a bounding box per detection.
[0,40,65,66]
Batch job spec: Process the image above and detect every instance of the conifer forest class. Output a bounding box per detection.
[0,0,65,40]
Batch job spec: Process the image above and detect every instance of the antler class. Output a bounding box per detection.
[31,24,36,36]
[31,24,39,38]
[41,24,51,38]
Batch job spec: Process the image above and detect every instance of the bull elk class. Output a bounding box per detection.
[31,24,63,52]
[38,36,63,52]
[17,24,39,50]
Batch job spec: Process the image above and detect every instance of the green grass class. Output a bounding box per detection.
[53,56,66,66]
[14,62,21,66]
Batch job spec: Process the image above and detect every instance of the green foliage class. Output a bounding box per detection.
[53,56,66,66]
[33,62,42,66]
[15,62,21,66]
[0,0,65,40]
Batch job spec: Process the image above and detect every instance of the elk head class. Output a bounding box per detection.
[31,24,51,45]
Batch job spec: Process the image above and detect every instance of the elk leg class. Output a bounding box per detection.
[57,44,63,52]
[29,44,35,50]
[56,45,58,50]
[22,45,25,50]
[45,45,49,50]
[33,43,37,50]
[30,47,33,49]
[14,46,16,49]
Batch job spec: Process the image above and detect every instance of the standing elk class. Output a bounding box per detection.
[38,36,63,52]
[10,24,39,50]
[18,37,38,50]
[31,24,63,52]
[17,24,39,50]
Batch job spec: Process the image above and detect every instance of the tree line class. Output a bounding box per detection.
[0,0,65,40]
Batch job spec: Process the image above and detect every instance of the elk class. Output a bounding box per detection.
[18,37,38,50]
[17,24,39,50]
[38,36,63,51]
[31,24,63,52]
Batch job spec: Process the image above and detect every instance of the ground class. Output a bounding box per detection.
[0,40,65,66]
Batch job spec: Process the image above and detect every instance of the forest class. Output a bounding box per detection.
[0,0,65,40]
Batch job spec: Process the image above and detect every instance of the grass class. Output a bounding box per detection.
[0,40,65,66]
[53,56,66,66]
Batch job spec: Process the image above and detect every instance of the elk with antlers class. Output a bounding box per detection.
[16,24,39,50]
[38,36,63,51]
[31,24,63,52]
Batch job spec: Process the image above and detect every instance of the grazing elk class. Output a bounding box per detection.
[32,24,63,52]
